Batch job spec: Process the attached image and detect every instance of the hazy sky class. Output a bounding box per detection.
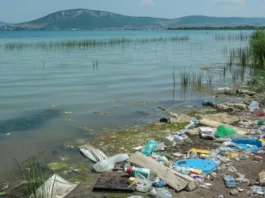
[1,0,265,23]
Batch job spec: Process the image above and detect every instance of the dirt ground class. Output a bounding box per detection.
[66,133,265,198]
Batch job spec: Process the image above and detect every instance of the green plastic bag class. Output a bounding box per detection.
[215,125,236,138]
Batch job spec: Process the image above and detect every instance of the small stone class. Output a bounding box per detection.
[230,189,239,196]
[244,95,253,105]
[73,169,81,173]
[163,135,175,147]
[0,182,9,191]
[259,171,265,186]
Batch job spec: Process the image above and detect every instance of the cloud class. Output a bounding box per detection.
[138,0,154,6]
[212,0,244,3]
[261,0,265,10]
[211,0,245,11]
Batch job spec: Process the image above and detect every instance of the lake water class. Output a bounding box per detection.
[0,30,251,180]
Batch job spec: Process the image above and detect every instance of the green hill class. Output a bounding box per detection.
[0,21,7,27]
[5,9,265,30]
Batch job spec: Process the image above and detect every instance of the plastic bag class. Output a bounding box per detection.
[215,125,236,138]
[135,172,153,193]
[150,188,172,198]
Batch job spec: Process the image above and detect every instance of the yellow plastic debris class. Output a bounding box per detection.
[189,148,210,155]
[128,177,137,185]
[224,152,239,158]
[190,168,203,174]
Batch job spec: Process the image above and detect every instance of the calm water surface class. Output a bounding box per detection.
[0,30,251,179]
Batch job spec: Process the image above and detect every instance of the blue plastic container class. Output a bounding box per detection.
[141,140,158,156]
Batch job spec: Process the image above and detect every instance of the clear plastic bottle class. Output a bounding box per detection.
[185,119,198,130]
[248,101,259,114]
[141,140,158,156]
[173,166,191,175]
[154,188,172,198]
[93,154,129,172]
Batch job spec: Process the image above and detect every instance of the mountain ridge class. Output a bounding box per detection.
[0,21,7,27]
[4,9,265,30]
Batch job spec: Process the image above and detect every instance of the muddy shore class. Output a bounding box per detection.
[2,86,265,198]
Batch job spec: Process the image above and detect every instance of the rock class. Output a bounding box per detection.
[259,171,265,186]
[0,182,8,192]
[185,181,197,191]
[237,89,256,96]
[170,114,195,124]
[202,113,240,125]
[214,104,233,112]
[230,189,239,196]
[244,95,253,105]
[187,128,198,135]
[214,87,235,95]
[225,102,247,111]
[160,118,169,123]
[163,135,175,147]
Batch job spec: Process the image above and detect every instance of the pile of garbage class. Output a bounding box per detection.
[79,100,265,197]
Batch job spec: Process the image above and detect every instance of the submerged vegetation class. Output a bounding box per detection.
[2,35,190,50]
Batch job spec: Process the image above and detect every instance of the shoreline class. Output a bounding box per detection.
[1,84,263,197]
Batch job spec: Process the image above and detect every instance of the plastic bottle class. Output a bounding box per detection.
[173,166,194,175]
[174,135,184,143]
[93,154,129,172]
[125,166,150,178]
[151,188,172,198]
[210,149,219,159]
[141,140,158,156]
[185,119,198,130]
[256,120,264,126]
[135,172,153,193]
[248,101,260,114]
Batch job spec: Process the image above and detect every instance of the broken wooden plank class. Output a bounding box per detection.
[93,172,135,192]
[128,152,193,191]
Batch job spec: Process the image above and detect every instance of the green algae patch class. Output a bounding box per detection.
[48,162,68,171]
[93,111,109,115]
[67,162,94,184]
[90,122,187,155]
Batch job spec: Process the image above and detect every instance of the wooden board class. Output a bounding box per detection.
[93,172,135,192]
[129,152,193,191]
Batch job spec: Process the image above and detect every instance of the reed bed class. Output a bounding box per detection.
[179,69,204,89]
[215,32,251,41]
[2,36,190,50]
[228,47,251,67]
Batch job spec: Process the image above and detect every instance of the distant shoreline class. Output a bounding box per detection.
[0,27,263,31]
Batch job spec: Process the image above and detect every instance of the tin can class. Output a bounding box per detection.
[253,155,263,161]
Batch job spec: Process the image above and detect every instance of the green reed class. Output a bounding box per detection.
[13,155,52,198]
[215,32,251,41]
[180,69,204,89]
[2,35,190,51]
